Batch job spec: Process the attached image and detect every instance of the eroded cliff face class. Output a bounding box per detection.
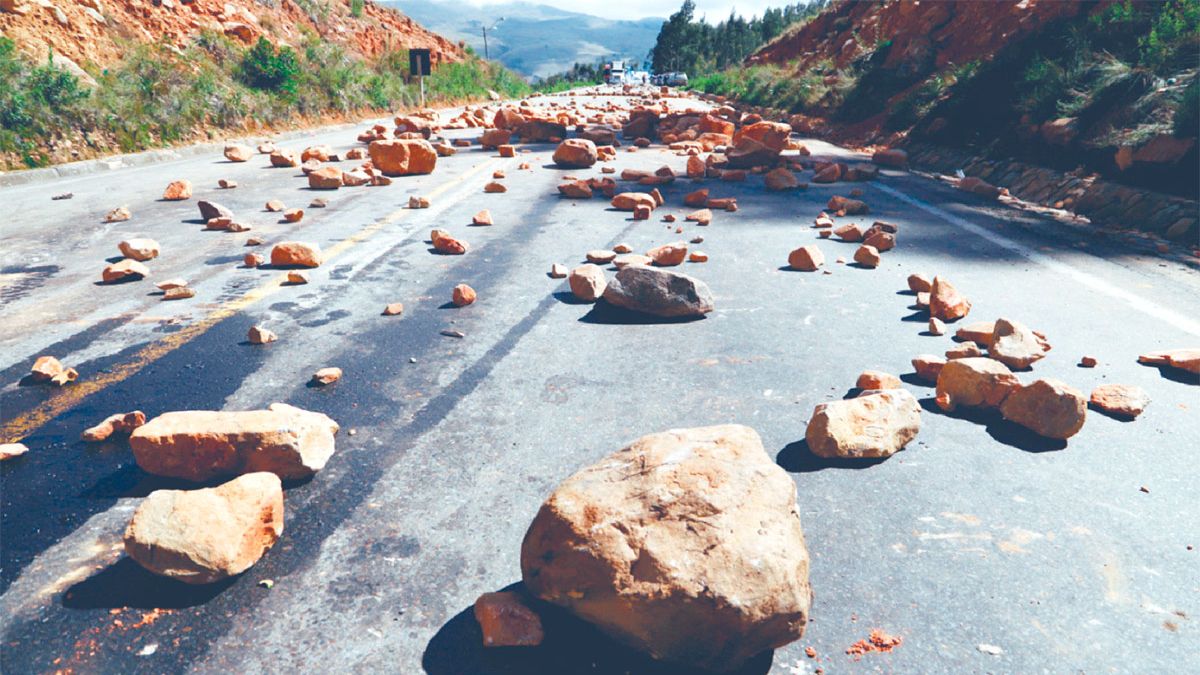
[0,0,461,73]
[751,0,1096,73]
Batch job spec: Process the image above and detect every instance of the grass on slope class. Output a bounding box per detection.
[0,33,531,170]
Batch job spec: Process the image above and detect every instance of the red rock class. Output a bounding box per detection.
[549,263,568,279]
[382,303,404,316]
[124,472,283,584]
[827,195,868,214]
[988,318,1051,369]
[833,223,863,242]
[244,253,264,267]
[1089,384,1150,419]
[586,250,617,264]
[472,209,493,226]
[954,321,994,345]
[247,325,277,344]
[102,259,149,283]
[633,204,652,220]
[856,370,901,390]
[287,271,309,284]
[283,208,304,223]
[0,443,29,461]
[1001,378,1086,439]
[853,245,881,268]
[474,591,545,648]
[117,238,159,262]
[308,166,343,190]
[82,411,146,442]
[558,180,593,198]
[935,357,1020,412]
[611,192,656,212]
[498,144,516,157]
[163,286,195,301]
[265,200,285,212]
[765,167,801,191]
[958,176,1004,199]
[929,276,971,321]
[688,251,708,263]
[872,148,908,168]
[686,209,713,225]
[788,245,824,271]
[521,425,811,672]
[911,354,946,382]
[452,284,477,307]
[130,404,338,481]
[928,317,946,335]
[312,367,342,385]
[807,390,921,458]
[683,188,709,207]
[270,242,322,268]
[224,144,254,162]
[946,342,983,359]
[568,264,607,302]
[906,274,932,293]
[105,206,132,222]
[686,155,705,179]
[484,181,507,193]
[863,231,895,252]
[432,229,468,255]
[368,139,437,176]
[647,242,688,267]
[162,180,192,201]
[813,164,842,183]
[301,144,333,162]
[1079,355,1098,368]
[552,138,598,168]
[1138,348,1200,375]
[269,149,300,167]
[409,196,431,209]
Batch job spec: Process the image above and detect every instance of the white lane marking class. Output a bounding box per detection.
[874,182,1200,338]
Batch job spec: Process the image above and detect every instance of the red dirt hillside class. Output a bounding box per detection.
[0,0,461,73]
[750,0,1100,73]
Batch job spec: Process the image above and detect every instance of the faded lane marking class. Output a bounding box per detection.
[1,159,500,443]
[874,182,1200,338]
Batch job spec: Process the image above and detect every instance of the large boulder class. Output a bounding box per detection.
[935,357,1020,412]
[493,108,526,130]
[129,403,339,482]
[806,389,921,459]
[368,139,437,176]
[123,472,283,584]
[929,276,971,322]
[1138,348,1200,375]
[726,121,790,168]
[515,119,567,142]
[601,266,714,318]
[987,318,1050,369]
[552,138,598,168]
[1000,378,1087,439]
[118,238,160,262]
[198,200,233,222]
[521,425,812,672]
[1089,384,1150,419]
[568,264,607,302]
[270,241,322,268]
[611,192,656,212]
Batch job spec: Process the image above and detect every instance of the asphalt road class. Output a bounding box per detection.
[2,90,1199,675]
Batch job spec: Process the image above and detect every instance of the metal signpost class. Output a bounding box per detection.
[409,49,432,107]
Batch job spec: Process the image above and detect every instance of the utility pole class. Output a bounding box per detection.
[479,18,505,60]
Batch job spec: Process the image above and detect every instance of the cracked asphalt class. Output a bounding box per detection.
[2,91,1199,674]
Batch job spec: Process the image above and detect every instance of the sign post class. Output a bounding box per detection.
[409,49,432,108]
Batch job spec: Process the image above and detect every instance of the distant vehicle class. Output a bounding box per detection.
[665,72,689,87]
[627,70,650,85]
[602,60,626,85]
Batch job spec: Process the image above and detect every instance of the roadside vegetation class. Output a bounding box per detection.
[533,61,605,93]
[0,34,530,170]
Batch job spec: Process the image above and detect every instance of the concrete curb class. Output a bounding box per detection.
[0,118,381,189]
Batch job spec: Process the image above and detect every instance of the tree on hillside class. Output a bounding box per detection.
[649,0,828,77]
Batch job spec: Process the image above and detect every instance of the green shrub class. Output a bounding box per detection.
[350,0,363,18]
[239,37,300,96]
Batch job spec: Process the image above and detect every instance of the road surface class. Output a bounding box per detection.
[2,90,1198,674]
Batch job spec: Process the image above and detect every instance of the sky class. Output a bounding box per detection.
[458,0,790,21]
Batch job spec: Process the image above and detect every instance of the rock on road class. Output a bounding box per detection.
[1,89,1198,674]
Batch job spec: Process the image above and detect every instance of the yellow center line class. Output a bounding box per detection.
[1,157,501,443]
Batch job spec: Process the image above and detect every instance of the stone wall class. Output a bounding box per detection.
[904,143,1198,243]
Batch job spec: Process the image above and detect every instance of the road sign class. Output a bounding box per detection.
[409,49,432,77]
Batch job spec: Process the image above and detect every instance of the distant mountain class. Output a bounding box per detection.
[388,0,663,78]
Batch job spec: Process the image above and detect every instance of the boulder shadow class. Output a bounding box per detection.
[1087,402,1139,423]
[81,463,222,499]
[899,372,933,387]
[104,256,124,264]
[205,254,245,266]
[895,289,917,297]
[900,310,927,323]
[62,557,235,610]
[917,397,1067,452]
[422,582,773,675]
[775,439,888,473]
[579,302,705,325]
[1141,364,1199,385]
[92,276,145,286]
[552,291,591,306]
